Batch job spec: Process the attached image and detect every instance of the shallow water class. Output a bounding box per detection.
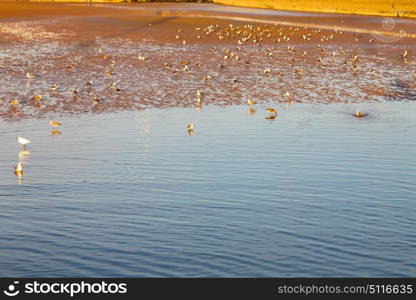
[1,101,415,277]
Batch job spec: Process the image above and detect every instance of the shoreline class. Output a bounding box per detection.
[0,2,415,121]
[0,0,415,19]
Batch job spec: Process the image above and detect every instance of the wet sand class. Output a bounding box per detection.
[0,2,416,121]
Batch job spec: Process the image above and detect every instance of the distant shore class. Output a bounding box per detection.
[0,0,415,19]
[215,0,416,19]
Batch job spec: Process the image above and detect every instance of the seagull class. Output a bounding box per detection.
[247,99,257,105]
[32,95,42,101]
[50,84,58,91]
[265,108,277,119]
[17,136,31,151]
[295,68,303,75]
[92,97,101,104]
[187,123,194,135]
[14,162,23,177]
[138,54,148,62]
[49,120,62,128]
[355,110,367,118]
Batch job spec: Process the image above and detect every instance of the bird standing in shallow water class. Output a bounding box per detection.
[355,110,367,118]
[187,123,194,135]
[17,136,30,151]
[247,99,257,105]
[49,120,62,128]
[265,108,277,119]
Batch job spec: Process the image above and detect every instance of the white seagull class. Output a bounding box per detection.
[17,136,31,151]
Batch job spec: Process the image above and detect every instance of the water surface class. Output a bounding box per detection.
[1,102,415,277]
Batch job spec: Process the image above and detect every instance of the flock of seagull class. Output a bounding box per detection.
[7,20,414,178]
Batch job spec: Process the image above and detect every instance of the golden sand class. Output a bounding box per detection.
[1,0,415,18]
[215,0,416,18]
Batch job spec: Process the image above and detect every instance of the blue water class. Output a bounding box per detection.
[1,102,415,277]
